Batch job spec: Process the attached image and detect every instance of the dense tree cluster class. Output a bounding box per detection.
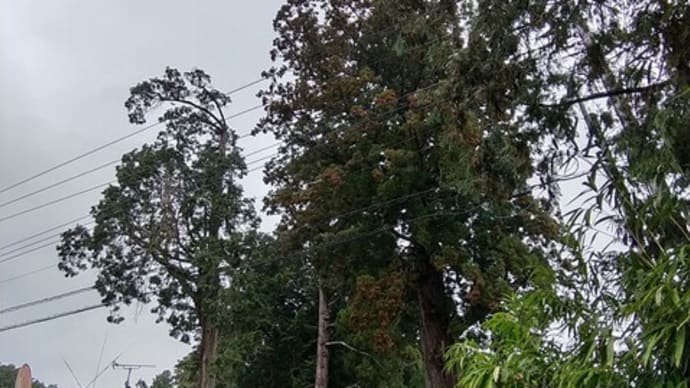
[58,0,690,387]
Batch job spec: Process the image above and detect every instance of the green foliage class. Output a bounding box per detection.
[212,235,317,387]
[444,0,690,386]
[258,0,561,385]
[57,67,259,341]
[56,68,261,388]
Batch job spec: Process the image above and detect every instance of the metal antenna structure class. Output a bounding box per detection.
[112,361,155,388]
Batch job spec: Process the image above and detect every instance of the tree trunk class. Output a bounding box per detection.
[198,97,225,388]
[315,286,329,388]
[417,259,455,388]
[199,316,219,388]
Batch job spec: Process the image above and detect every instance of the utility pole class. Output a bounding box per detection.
[112,362,155,388]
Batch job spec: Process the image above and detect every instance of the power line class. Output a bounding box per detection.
[0,286,96,314]
[0,80,439,228]
[0,209,461,333]
[0,181,113,223]
[0,303,105,333]
[243,142,280,158]
[0,82,445,286]
[0,264,55,285]
[0,215,91,251]
[0,240,59,264]
[0,234,61,258]
[0,124,158,195]
[0,221,95,256]
[1,96,264,195]
[0,173,543,271]
[1,140,280,210]
[0,147,274,227]
[246,152,278,167]
[0,79,446,270]
[0,150,275,253]
[1,33,450,196]
[1,160,119,208]
[0,187,438,268]
[1,70,442,231]
[0,148,273,232]
[0,183,545,330]
[224,77,265,95]
[0,140,279,210]
[0,221,94,257]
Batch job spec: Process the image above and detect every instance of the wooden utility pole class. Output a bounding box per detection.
[14,364,31,388]
[315,286,329,388]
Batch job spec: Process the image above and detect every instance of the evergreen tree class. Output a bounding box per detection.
[257,1,559,385]
[57,68,259,388]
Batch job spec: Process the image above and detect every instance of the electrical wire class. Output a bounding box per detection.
[0,303,105,333]
[0,98,263,195]
[0,31,450,198]
[243,142,280,158]
[0,123,159,195]
[0,264,55,285]
[0,209,466,333]
[0,181,113,223]
[0,141,281,210]
[0,240,60,264]
[0,286,96,314]
[0,215,91,251]
[0,79,443,231]
[1,233,68,258]
[0,182,546,324]
[0,147,276,227]
[0,141,280,211]
[1,160,120,208]
[224,77,265,95]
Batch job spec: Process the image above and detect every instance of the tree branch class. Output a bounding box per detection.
[325,341,382,367]
[539,80,670,108]
[211,96,228,133]
[157,94,226,133]
[129,230,197,299]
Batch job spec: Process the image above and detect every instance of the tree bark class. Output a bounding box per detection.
[199,316,219,388]
[198,92,226,388]
[417,259,455,388]
[315,286,329,388]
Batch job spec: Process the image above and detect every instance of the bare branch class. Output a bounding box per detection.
[325,341,382,366]
[539,80,670,108]
[157,94,227,133]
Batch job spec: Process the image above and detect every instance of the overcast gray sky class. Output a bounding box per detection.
[0,1,283,386]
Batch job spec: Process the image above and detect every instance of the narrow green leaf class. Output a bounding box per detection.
[655,286,664,306]
[642,334,660,367]
[674,328,686,368]
[606,336,614,367]
[492,366,501,382]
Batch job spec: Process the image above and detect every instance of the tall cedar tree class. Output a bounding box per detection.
[257,1,559,386]
[58,68,258,388]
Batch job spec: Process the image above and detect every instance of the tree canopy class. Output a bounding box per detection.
[52,1,690,387]
[256,0,562,386]
[58,68,260,388]
[442,0,690,386]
